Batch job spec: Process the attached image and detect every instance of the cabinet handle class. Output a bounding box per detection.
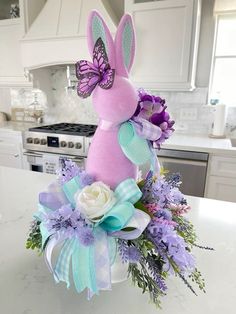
[14,154,19,158]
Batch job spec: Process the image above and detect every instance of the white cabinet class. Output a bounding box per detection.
[205,155,236,202]
[206,176,236,203]
[125,0,201,91]
[0,0,45,87]
[0,131,24,169]
[0,18,29,87]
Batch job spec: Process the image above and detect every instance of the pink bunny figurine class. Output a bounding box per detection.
[79,11,138,189]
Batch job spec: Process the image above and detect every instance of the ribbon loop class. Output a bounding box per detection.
[99,202,135,232]
[115,178,142,204]
[131,117,162,141]
[62,176,81,206]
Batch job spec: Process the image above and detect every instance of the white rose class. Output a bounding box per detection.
[75,181,116,221]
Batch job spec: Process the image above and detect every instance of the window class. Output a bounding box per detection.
[210,14,236,106]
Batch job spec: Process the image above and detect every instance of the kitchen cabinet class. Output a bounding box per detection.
[125,0,201,91]
[205,155,236,202]
[0,0,45,87]
[0,0,27,86]
[0,131,24,169]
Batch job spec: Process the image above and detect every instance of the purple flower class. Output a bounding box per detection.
[146,255,167,292]
[127,246,141,263]
[57,158,82,184]
[118,240,141,264]
[77,228,95,246]
[79,171,94,188]
[155,208,172,221]
[147,222,195,274]
[42,204,95,246]
[118,239,129,263]
[133,89,175,148]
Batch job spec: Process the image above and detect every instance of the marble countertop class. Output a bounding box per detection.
[0,166,236,314]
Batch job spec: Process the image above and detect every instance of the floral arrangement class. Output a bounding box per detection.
[26,90,210,306]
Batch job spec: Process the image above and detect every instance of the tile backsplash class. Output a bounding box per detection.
[46,67,218,135]
[2,65,236,136]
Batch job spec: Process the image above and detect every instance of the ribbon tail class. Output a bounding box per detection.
[54,238,75,288]
[72,239,97,295]
[149,143,160,176]
[44,233,66,279]
[109,209,151,240]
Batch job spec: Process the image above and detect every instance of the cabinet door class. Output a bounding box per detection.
[206,175,236,203]
[0,141,22,169]
[125,0,201,91]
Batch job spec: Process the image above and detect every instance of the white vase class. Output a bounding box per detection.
[111,252,129,283]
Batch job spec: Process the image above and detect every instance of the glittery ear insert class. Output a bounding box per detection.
[115,14,135,77]
[122,21,134,71]
[118,122,151,165]
[92,14,107,52]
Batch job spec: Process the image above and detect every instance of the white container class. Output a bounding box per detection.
[111,253,128,283]
[212,104,227,137]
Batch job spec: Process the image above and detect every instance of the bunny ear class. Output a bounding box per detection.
[115,14,136,78]
[87,10,115,68]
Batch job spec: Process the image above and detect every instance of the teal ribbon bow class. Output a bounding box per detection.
[39,177,145,298]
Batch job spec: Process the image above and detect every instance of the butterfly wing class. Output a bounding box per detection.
[76,37,115,98]
[99,69,115,89]
[77,73,100,98]
[75,60,98,79]
[93,38,110,72]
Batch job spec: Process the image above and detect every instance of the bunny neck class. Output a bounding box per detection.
[98,119,122,131]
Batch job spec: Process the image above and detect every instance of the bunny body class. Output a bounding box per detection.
[84,11,138,189]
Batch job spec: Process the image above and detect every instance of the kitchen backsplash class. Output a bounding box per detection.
[47,66,236,135]
[2,65,236,135]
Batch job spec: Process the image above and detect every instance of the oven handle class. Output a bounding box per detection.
[23,151,86,162]
[23,151,43,158]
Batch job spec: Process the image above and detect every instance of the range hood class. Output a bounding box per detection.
[21,0,116,69]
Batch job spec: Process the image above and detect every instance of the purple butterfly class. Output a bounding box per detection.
[75,37,115,98]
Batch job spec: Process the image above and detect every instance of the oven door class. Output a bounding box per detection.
[23,151,86,174]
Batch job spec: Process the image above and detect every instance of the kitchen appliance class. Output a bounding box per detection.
[23,123,97,173]
[157,149,209,197]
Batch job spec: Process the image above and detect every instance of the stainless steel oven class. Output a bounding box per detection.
[22,123,97,174]
[157,149,209,197]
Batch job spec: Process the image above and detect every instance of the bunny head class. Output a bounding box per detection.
[83,10,138,124]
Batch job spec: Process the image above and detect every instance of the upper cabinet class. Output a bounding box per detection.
[0,0,27,86]
[125,0,201,91]
[0,0,46,87]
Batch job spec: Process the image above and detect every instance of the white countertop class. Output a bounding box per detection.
[0,166,236,314]
[0,121,38,135]
[162,133,236,156]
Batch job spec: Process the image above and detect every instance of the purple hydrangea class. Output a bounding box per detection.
[133,89,175,148]
[42,204,95,246]
[77,227,95,246]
